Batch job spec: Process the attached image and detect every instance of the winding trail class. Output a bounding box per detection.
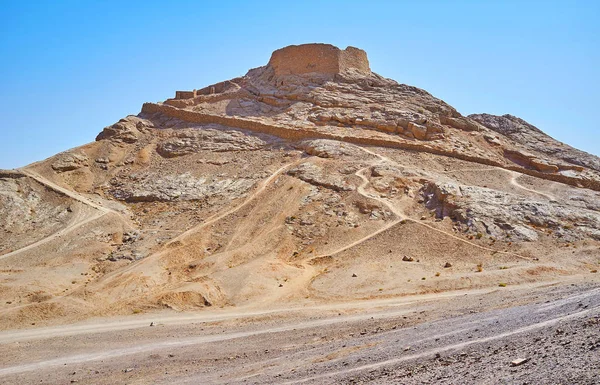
[357,147,533,261]
[95,158,306,280]
[317,164,405,257]
[509,171,556,200]
[167,159,305,246]
[441,166,556,201]
[0,169,122,261]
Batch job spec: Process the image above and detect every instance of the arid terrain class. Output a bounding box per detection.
[1,43,599,383]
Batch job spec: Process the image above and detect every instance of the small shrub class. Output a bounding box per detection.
[132,308,142,314]
[476,263,484,273]
[421,277,426,280]
[435,272,441,277]
[476,233,483,239]
[498,282,507,287]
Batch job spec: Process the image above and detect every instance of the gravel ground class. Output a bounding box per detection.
[0,280,598,384]
[339,297,600,384]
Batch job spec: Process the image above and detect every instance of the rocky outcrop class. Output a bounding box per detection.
[109,172,255,202]
[440,115,482,132]
[470,113,599,173]
[156,126,269,157]
[288,162,355,192]
[296,139,368,159]
[423,181,600,241]
[0,170,25,179]
[51,152,89,172]
[503,149,559,173]
[96,115,152,143]
[142,102,600,193]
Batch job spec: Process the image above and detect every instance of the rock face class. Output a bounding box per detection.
[288,162,355,192]
[109,172,255,202]
[423,181,600,241]
[156,126,269,157]
[296,139,368,159]
[0,175,75,253]
[470,113,598,173]
[267,43,370,76]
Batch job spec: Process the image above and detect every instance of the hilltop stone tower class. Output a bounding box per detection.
[267,43,371,76]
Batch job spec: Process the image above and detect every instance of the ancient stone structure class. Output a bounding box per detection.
[267,43,370,76]
[173,44,370,99]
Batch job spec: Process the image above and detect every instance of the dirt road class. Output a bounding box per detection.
[0,278,598,384]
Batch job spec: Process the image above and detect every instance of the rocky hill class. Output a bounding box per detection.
[1,43,599,329]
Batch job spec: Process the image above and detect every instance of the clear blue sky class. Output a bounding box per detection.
[1,1,598,168]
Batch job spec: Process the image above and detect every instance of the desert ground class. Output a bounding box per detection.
[0,276,598,384]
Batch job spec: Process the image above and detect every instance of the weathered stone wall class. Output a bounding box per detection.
[175,91,195,100]
[140,102,600,192]
[268,44,370,76]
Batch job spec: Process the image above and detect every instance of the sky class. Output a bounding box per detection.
[0,0,598,169]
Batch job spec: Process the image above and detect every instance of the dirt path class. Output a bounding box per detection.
[167,159,305,246]
[509,171,556,201]
[0,281,560,345]
[357,147,532,261]
[0,169,122,261]
[441,166,556,201]
[0,210,104,261]
[19,169,114,213]
[0,281,597,384]
[91,158,307,285]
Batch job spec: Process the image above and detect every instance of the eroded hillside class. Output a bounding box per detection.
[1,43,599,329]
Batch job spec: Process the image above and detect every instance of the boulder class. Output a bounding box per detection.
[51,152,89,172]
[504,149,559,173]
[440,115,481,131]
[408,122,428,140]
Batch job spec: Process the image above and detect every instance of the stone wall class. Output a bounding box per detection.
[140,102,600,193]
[175,91,195,100]
[267,44,370,76]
